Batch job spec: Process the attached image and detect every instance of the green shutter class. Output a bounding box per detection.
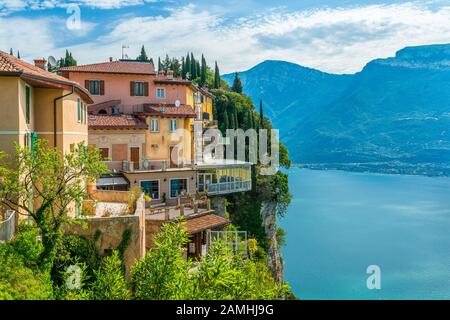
[31,132,37,153]
[25,86,30,124]
[77,98,81,122]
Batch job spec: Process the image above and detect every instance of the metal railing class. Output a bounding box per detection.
[0,210,16,242]
[209,230,248,257]
[206,180,252,195]
[104,160,194,172]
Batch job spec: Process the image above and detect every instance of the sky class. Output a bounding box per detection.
[0,0,449,74]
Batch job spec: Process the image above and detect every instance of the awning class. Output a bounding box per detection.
[96,176,129,187]
[184,214,229,234]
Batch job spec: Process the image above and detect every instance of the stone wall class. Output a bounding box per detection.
[65,195,146,277]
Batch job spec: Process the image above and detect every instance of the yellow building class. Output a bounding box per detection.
[0,52,92,156]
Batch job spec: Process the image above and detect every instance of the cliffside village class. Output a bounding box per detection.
[0,51,252,272]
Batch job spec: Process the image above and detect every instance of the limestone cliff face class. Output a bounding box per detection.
[261,201,284,283]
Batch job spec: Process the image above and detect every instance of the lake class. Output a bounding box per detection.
[279,169,450,299]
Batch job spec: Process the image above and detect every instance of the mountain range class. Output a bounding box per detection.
[223,44,450,176]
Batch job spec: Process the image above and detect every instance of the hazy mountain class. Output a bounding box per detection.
[223,44,450,175]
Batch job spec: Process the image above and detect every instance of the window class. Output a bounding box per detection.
[150,119,159,132]
[170,178,188,198]
[77,98,81,123]
[170,119,177,132]
[134,81,144,96]
[156,88,166,99]
[140,180,160,200]
[98,148,109,159]
[88,80,100,95]
[25,85,30,124]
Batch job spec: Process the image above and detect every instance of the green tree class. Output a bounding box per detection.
[131,220,190,300]
[259,99,264,129]
[0,140,107,270]
[200,54,207,87]
[231,72,243,93]
[214,61,221,89]
[9,48,13,55]
[91,251,129,300]
[137,45,149,61]
[17,50,21,59]
[185,53,191,79]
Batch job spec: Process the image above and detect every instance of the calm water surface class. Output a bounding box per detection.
[279,169,450,299]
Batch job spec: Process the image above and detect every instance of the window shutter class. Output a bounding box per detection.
[130,81,135,96]
[100,80,105,95]
[85,80,89,89]
[144,82,149,96]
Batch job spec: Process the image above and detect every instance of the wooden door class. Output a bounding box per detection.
[130,147,140,170]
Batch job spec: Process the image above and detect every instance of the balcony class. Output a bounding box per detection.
[205,180,252,195]
[195,160,253,196]
[104,159,194,173]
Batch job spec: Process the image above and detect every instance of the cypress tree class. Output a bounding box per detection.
[17,51,21,59]
[231,72,243,93]
[200,54,207,87]
[259,99,264,129]
[230,110,235,130]
[9,48,13,55]
[214,61,221,89]
[190,53,196,79]
[196,60,201,80]
[158,57,162,73]
[222,109,229,131]
[185,53,191,79]
[181,57,186,79]
[137,45,149,61]
[149,57,154,66]
[234,108,239,129]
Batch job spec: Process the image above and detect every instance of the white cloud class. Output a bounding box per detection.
[0,0,159,15]
[1,2,450,74]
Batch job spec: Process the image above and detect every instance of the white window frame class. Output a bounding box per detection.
[156,87,166,99]
[140,179,160,200]
[150,118,159,132]
[88,79,101,96]
[169,178,189,199]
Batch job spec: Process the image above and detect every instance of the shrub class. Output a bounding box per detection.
[91,251,129,300]
[0,245,53,300]
[10,223,44,267]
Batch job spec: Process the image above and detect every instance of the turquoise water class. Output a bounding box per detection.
[279,169,450,299]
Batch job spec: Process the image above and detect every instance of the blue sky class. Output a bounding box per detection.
[0,0,449,73]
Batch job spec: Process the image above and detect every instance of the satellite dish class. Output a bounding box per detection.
[175,100,181,108]
[47,56,57,66]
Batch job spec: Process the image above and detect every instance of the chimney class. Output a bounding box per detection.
[34,58,47,70]
[167,70,174,80]
[109,57,113,62]
[158,70,164,77]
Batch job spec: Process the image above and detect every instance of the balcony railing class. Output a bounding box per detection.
[0,210,16,242]
[206,180,252,195]
[104,160,194,173]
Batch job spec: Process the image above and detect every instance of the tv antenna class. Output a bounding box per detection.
[122,45,129,59]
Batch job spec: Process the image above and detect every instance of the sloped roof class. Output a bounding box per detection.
[139,103,196,118]
[60,60,155,75]
[0,50,93,103]
[184,214,230,234]
[89,115,148,129]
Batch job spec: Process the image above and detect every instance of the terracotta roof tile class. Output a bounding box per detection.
[89,115,148,129]
[0,51,93,103]
[60,60,155,75]
[139,103,196,118]
[184,214,230,234]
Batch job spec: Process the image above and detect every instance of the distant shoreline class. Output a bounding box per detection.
[291,162,450,178]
